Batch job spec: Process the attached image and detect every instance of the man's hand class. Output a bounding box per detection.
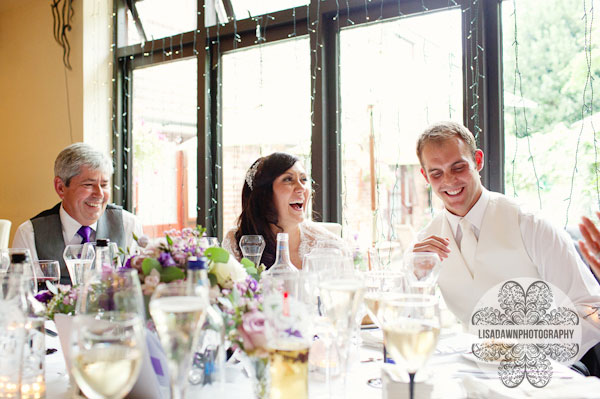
[413,235,451,260]
[579,211,600,278]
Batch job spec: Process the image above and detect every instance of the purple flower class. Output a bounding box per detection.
[285,328,303,338]
[158,252,176,267]
[247,277,258,292]
[34,290,53,304]
[123,256,134,269]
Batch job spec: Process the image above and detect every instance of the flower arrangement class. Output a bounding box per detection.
[35,283,77,320]
[35,226,270,358]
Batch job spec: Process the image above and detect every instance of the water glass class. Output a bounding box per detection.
[149,283,208,399]
[0,281,25,399]
[34,260,60,292]
[63,244,95,286]
[239,235,265,266]
[404,252,441,294]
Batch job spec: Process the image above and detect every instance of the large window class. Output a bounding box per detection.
[115,0,500,243]
[221,37,311,232]
[131,59,198,237]
[502,0,600,227]
[340,8,462,250]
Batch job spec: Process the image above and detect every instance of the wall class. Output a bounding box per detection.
[0,0,112,243]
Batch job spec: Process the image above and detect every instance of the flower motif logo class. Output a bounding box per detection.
[470,280,580,388]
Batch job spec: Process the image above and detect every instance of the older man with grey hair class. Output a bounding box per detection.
[13,143,142,283]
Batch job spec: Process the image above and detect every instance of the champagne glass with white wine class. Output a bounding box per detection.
[70,269,146,399]
[378,294,441,399]
[149,282,208,399]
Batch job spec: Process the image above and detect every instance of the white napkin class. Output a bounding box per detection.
[361,328,383,349]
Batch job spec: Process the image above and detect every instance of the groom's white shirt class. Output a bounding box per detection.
[418,188,600,357]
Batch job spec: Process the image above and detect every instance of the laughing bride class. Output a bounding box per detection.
[222,152,347,269]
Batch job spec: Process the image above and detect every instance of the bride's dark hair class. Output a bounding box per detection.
[235,152,299,268]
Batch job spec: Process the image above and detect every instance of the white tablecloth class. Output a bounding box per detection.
[44,323,600,399]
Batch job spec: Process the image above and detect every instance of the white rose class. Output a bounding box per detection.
[213,256,248,289]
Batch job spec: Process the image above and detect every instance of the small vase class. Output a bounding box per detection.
[247,355,270,399]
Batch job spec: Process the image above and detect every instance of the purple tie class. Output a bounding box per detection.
[77,226,92,244]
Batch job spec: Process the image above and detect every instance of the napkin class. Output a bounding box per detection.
[381,364,464,399]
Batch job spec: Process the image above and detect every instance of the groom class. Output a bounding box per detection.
[412,121,600,370]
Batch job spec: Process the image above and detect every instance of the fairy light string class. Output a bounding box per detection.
[566,0,597,226]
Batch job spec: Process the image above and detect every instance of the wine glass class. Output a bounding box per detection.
[317,271,365,397]
[63,244,95,285]
[404,252,441,294]
[34,260,60,292]
[70,269,146,399]
[149,282,208,399]
[239,235,265,266]
[204,237,220,248]
[361,270,407,387]
[378,294,441,399]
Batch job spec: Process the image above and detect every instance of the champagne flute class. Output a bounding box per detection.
[239,235,265,266]
[361,270,407,387]
[317,271,365,397]
[34,260,60,292]
[378,294,441,399]
[70,269,146,399]
[149,282,208,399]
[63,244,95,285]
[404,252,441,294]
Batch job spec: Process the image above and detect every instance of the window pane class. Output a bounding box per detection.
[221,37,311,233]
[124,0,196,45]
[340,9,463,257]
[230,0,308,19]
[131,59,198,238]
[502,0,600,227]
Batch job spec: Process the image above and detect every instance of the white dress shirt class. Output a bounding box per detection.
[442,188,600,299]
[12,204,142,261]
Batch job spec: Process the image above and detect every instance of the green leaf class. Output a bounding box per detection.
[166,234,173,246]
[240,258,258,280]
[204,247,229,263]
[141,258,162,275]
[207,272,218,287]
[133,232,139,242]
[161,267,185,283]
[240,257,254,269]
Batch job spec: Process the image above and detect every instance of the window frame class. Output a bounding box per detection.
[113,0,504,238]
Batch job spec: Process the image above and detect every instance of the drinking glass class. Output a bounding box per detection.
[404,252,441,294]
[0,249,9,273]
[5,248,37,293]
[317,271,365,397]
[81,242,122,271]
[204,237,220,248]
[0,274,26,399]
[70,269,146,399]
[63,244,95,286]
[34,260,60,292]
[378,294,441,399]
[239,235,266,266]
[149,282,208,399]
[263,276,311,399]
